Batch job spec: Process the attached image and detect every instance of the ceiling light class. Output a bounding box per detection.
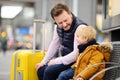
[1,6,23,19]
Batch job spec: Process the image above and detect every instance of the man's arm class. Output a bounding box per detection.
[54,25,86,65]
[41,25,60,65]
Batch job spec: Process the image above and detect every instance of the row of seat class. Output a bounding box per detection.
[103,42,120,80]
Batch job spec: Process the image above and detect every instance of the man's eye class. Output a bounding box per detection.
[64,20,67,22]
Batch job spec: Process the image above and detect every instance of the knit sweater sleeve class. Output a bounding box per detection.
[41,25,60,65]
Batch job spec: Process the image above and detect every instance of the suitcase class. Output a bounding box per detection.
[10,19,46,80]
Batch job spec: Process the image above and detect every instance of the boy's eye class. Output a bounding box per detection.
[77,35,79,38]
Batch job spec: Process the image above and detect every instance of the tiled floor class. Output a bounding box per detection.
[0,50,14,80]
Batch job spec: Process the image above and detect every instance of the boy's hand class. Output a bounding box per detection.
[77,77,84,80]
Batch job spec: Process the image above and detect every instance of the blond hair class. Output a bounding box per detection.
[76,26,96,41]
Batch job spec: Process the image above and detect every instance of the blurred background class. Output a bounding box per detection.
[0,0,120,80]
[0,0,111,52]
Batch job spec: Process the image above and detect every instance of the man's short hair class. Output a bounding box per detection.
[50,3,71,19]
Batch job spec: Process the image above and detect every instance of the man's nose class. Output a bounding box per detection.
[62,22,67,27]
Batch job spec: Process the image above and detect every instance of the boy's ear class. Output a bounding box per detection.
[84,36,89,42]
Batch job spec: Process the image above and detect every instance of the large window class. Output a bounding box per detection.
[102,0,120,31]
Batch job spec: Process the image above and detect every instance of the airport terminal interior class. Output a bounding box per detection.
[0,0,120,80]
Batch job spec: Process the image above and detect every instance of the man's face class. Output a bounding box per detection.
[54,10,72,31]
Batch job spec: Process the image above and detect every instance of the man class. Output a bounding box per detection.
[35,3,87,80]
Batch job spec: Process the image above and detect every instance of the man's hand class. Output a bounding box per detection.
[48,59,55,66]
[35,63,44,71]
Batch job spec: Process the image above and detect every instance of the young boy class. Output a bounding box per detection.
[57,26,112,80]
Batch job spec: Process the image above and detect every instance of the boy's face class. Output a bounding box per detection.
[76,34,88,45]
[54,10,72,31]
